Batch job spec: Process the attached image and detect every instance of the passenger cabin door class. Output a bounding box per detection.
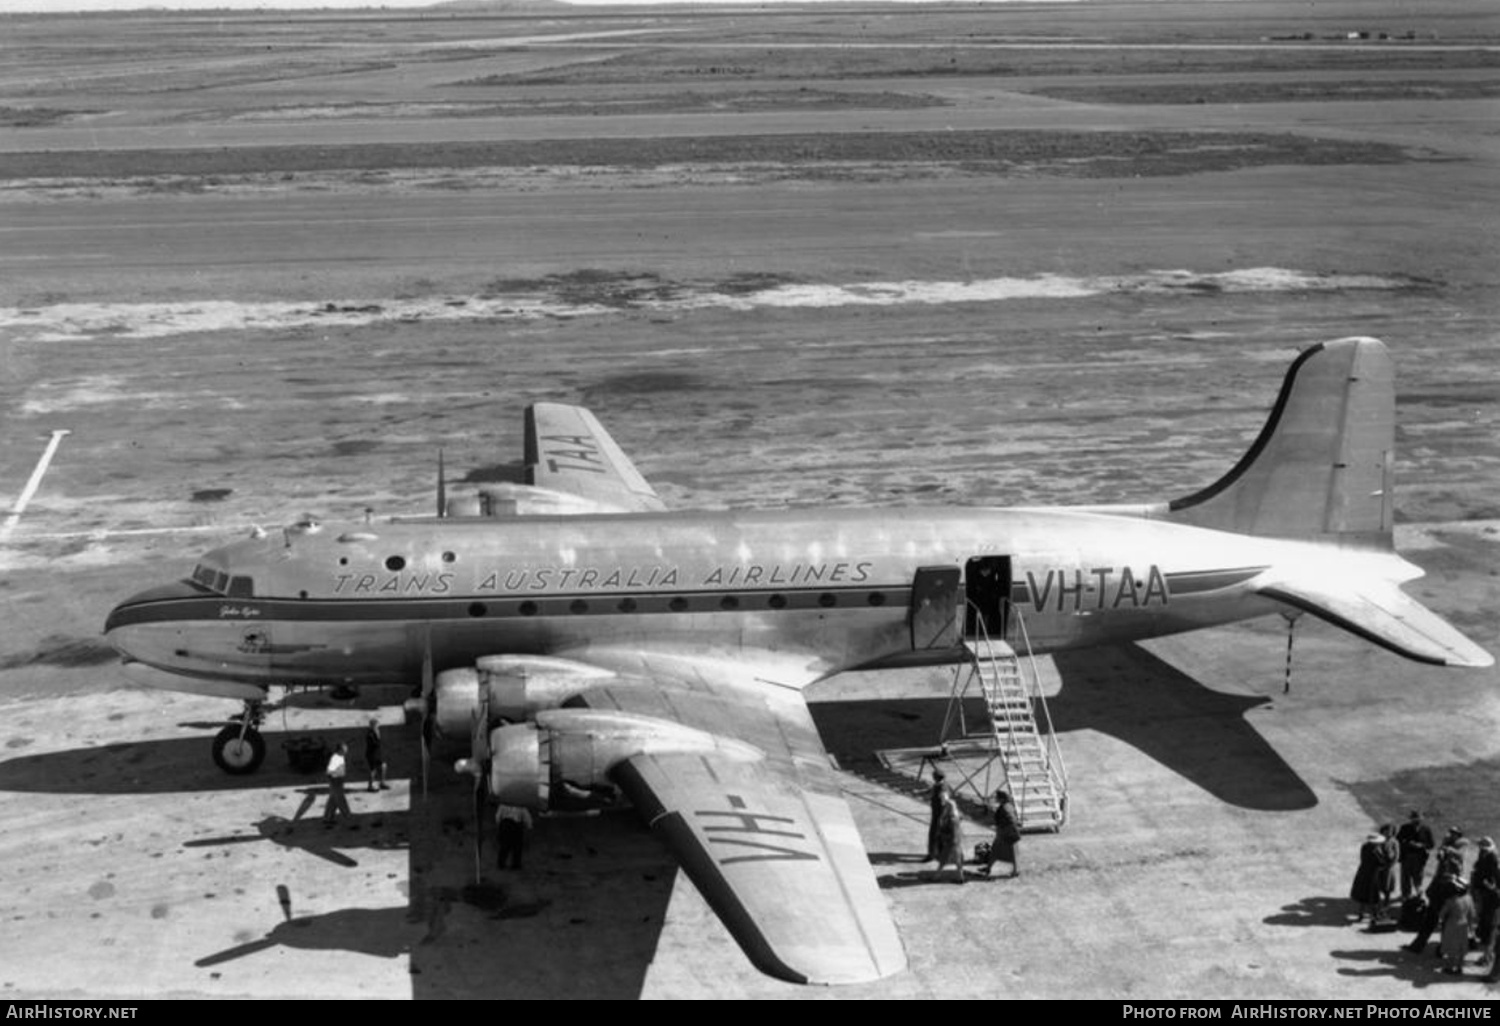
[910,566,962,651]
[964,555,1012,641]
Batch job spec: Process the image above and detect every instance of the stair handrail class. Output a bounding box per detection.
[966,600,1033,814]
[1007,605,1070,798]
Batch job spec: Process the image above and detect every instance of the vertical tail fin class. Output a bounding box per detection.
[1164,337,1395,549]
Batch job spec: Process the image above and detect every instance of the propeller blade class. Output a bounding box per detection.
[420,627,434,798]
[469,675,492,882]
[473,774,486,884]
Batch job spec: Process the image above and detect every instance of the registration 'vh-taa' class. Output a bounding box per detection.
[104,337,1491,985]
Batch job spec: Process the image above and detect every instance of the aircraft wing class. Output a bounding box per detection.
[524,403,667,513]
[1254,571,1493,669]
[577,660,907,985]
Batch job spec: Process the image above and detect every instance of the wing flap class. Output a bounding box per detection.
[1256,573,1493,668]
[524,403,666,513]
[614,751,906,986]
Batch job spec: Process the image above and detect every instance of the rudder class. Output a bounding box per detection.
[1164,338,1395,549]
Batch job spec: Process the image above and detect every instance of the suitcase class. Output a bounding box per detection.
[1398,896,1427,932]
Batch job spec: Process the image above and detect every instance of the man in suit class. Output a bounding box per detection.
[1397,810,1435,900]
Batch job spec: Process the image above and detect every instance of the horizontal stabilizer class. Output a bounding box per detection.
[1255,573,1493,669]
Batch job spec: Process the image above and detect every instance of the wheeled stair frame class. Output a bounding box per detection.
[938,605,1068,832]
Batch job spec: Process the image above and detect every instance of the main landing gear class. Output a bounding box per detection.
[213,699,267,775]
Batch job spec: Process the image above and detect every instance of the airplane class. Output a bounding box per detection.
[103,336,1491,986]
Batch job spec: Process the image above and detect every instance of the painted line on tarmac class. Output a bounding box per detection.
[1,429,69,541]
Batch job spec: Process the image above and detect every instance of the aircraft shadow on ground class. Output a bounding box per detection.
[189,816,675,996]
[0,726,383,795]
[813,642,1315,812]
[403,795,676,999]
[151,730,674,997]
[0,710,675,996]
[1048,643,1315,810]
[195,905,420,968]
[183,809,410,867]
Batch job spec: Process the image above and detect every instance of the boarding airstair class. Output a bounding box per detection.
[939,606,1068,832]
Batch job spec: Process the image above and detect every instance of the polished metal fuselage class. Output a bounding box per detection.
[104,505,1305,692]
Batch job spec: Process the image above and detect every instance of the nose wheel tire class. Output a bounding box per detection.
[213,725,266,775]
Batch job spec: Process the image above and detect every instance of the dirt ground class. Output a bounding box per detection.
[0,0,1498,1002]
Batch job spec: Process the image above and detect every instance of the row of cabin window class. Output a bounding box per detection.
[465,591,889,617]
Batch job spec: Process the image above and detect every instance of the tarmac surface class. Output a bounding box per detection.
[1,0,1498,1001]
[2,621,1498,1000]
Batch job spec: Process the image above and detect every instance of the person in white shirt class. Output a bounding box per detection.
[322,742,352,825]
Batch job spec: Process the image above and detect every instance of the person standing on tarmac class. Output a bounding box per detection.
[322,742,352,826]
[1474,838,1499,971]
[1407,862,1466,955]
[1397,810,1435,900]
[934,792,966,885]
[925,771,952,862]
[495,804,533,870]
[365,717,389,792]
[983,789,1022,880]
[1350,830,1388,925]
[1439,881,1476,976]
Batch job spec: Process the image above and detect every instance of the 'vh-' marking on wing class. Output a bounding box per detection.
[700,795,821,866]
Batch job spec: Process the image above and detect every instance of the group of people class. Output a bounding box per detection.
[316,717,538,870]
[320,718,391,826]
[1349,809,1499,978]
[925,771,1022,883]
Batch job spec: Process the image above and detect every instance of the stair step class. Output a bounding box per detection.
[956,631,1066,833]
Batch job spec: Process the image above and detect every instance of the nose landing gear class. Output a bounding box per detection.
[213,699,267,774]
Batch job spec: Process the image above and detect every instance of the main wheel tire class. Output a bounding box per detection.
[212,725,266,775]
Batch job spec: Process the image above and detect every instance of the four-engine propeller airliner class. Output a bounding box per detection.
[104,336,1491,985]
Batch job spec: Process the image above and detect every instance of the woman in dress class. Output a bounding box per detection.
[1349,830,1386,924]
[1439,880,1476,976]
[934,793,966,885]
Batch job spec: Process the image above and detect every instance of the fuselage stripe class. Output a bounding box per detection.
[107,583,911,628]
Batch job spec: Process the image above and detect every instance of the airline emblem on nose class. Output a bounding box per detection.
[238,630,270,654]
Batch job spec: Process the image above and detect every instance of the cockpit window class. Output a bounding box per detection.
[188,564,251,597]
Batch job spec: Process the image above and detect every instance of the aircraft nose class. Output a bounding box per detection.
[104,580,203,640]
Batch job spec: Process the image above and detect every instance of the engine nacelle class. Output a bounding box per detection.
[432,656,617,739]
[487,722,549,809]
[475,654,616,722]
[486,708,763,812]
[487,721,622,812]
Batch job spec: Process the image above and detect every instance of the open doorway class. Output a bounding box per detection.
[964,555,1012,640]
